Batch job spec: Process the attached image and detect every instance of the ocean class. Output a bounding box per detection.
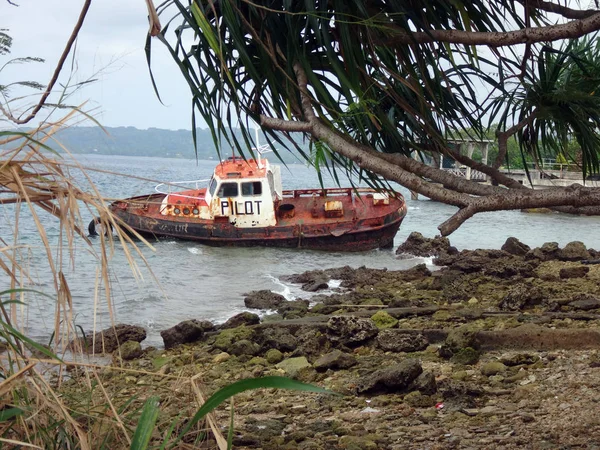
[3,153,600,347]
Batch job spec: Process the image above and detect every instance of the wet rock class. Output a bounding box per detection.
[115,340,142,361]
[410,370,437,395]
[229,339,261,356]
[396,232,457,257]
[275,356,312,377]
[256,327,298,352]
[160,319,207,349]
[569,296,600,311]
[501,237,531,256]
[558,241,591,261]
[528,242,561,261]
[559,265,589,279]
[450,347,480,365]
[313,350,357,371]
[481,361,506,376]
[370,311,398,329]
[244,290,286,310]
[76,324,146,354]
[498,283,545,311]
[396,263,432,281]
[327,316,378,346]
[376,330,429,353]
[302,277,330,292]
[357,358,422,394]
[265,349,284,364]
[220,312,260,329]
[277,299,310,318]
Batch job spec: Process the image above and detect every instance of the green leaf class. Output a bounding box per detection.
[130,396,160,450]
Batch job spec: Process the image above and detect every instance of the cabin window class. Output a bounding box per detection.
[208,178,218,196]
[242,181,262,196]
[217,182,238,197]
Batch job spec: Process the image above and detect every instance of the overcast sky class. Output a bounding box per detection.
[3,0,194,130]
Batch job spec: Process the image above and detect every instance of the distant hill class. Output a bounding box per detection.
[44,126,306,163]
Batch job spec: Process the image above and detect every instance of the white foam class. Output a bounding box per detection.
[187,247,203,255]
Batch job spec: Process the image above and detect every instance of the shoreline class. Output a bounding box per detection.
[55,236,600,449]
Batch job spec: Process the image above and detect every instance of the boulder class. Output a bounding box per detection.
[327,316,378,346]
[277,299,310,318]
[439,325,480,358]
[160,319,209,349]
[256,327,298,352]
[265,349,284,364]
[220,312,260,329]
[357,358,422,394]
[313,350,357,371]
[410,370,437,395]
[396,232,457,257]
[370,311,398,329]
[498,283,544,311]
[115,340,142,361]
[377,330,429,353]
[559,266,589,279]
[481,361,506,376]
[75,324,146,354]
[229,339,261,356]
[275,356,312,377]
[501,237,531,256]
[244,290,286,310]
[558,241,591,262]
[527,242,561,261]
[302,277,330,292]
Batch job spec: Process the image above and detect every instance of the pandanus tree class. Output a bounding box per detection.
[146,0,600,234]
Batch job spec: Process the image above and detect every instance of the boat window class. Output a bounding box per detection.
[217,182,238,197]
[241,181,262,196]
[208,178,218,196]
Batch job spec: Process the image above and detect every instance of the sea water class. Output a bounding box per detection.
[2,154,600,347]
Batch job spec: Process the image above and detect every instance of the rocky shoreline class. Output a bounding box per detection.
[64,234,600,449]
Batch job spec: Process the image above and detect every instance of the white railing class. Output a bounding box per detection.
[154,179,210,198]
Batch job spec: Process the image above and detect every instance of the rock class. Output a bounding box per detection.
[396,232,457,257]
[213,352,231,363]
[275,356,312,378]
[498,283,544,311]
[277,299,310,318]
[559,266,589,279]
[220,312,260,329]
[569,296,600,311]
[115,340,142,361]
[370,311,398,329]
[256,327,298,352]
[450,347,480,365]
[376,330,429,353]
[500,353,540,366]
[293,329,332,358]
[302,277,330,292]
[213,326,254,352]
[528,242,561,261]
[327,316,378,346]
[403,391,436,408]
[357,358,422,394]
[558,241,591,261]
[160,319,207,349]
[338,435,378,450]
[410,370,437,395]
[265,349,284,364]
[313,350,357,371]
[501,237,531,256]
[75,324,146,354]
[244,290,286,309]
[481,361,506,376]
[229,339,261,356]
[439,325,480,358]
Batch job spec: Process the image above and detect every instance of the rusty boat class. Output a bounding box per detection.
[92,156,407,251]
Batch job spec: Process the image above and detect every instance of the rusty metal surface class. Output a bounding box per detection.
[110,189,407,252]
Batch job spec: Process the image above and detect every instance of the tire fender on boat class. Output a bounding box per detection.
[88,217,113,236]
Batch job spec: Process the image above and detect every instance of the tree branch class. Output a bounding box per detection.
[494,110,538,169]
[520,0,599,20]
[382,12,600,47]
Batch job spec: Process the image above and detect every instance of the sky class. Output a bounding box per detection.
[3,0,194,130]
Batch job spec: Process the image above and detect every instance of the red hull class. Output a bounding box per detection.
[109,188,407,252]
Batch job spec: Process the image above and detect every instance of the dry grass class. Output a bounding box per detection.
[0,115,228,449]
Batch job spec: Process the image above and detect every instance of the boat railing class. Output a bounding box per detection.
[282,187,383,198]
[155,179,210,198]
